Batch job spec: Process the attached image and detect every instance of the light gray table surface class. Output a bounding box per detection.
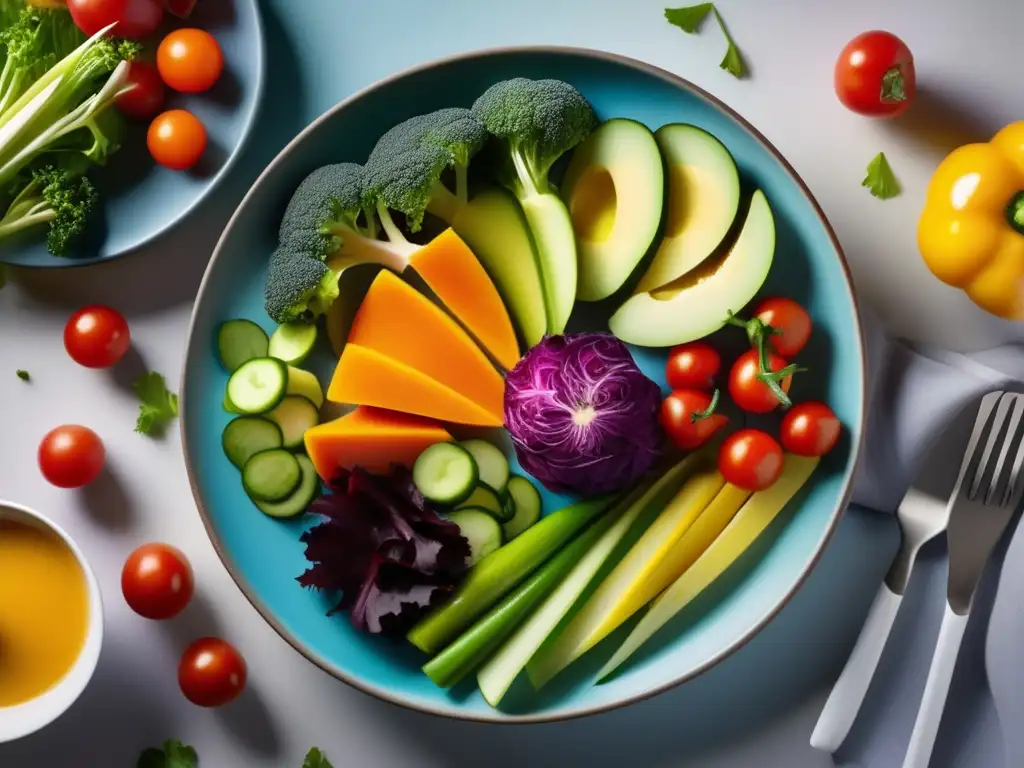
[2,0,1022,765]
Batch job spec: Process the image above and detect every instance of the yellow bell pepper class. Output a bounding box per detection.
[918,121,1024,319]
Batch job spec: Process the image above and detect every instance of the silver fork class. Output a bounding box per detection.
[902,391,1024,768]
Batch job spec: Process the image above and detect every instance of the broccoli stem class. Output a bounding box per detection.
[328,213,417,274]
[0,205,53,238]
[455,162,469,205]
[509,145,541,199]
[426,180,461,224]
[375,201,423,260]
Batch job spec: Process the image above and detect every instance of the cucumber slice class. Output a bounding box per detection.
[448,509,503,567]
[217,319,269,373]
[266,396,319,450]
[456,485,510,522]
[459,439,509,493]
[502,493,516,523]
[286,366,324,409]
[226,358,288,414]
[242,449,302,502]
[223,391,243,414]
[222,416,283,468]
[255,455,321,519]
[502,476,542,540]
[413,442,478,505]
[269,322,318,366]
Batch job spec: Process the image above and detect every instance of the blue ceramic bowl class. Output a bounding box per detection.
[0,0,265,268]
[182,47,866,722]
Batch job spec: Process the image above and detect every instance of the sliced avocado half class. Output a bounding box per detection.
[609,189,775,347]
[634,124,741,293]
[561,118,666,301]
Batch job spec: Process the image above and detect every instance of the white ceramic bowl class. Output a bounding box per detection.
[0,501,104,743]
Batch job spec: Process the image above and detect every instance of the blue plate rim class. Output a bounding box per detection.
[5,0,268,270]
[179,44,868,724]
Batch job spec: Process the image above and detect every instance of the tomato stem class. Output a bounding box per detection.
[1007,191,1024,235]
[880,66,906,102]
[727,310,803,409]
[691,388,720,423]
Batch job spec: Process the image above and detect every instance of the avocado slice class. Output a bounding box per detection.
[449,187,548,348]
[609,190,775,347]
[634,124,741,293]
[561,119,666,301]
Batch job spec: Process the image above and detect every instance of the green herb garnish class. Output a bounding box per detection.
[863,152,901,199]
[137,740,198,768]
[665,4,747,78]
[664,3,713,33]
[16,369,29,380]
[303,748,334,768]
[133,371,179,436]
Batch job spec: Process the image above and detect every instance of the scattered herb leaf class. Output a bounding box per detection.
[712,6,746,78]
[880,66,906,102]
[133,371,179,436]
[863,152,901,199]
[664,3,713,33]
[137,740,198,768]
[303,747,334,768]
[16,369,29,381]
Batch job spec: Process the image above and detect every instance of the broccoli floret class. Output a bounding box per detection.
[264,246,341,324]
[266,162,414,324]
[471,78,596,198]
[362,107,487,234]
[0,164,96,255]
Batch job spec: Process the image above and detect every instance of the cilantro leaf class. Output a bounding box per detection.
[712,7,746,78]
[133,371,179,436]
[863,152,901,199]
[302,747,334,768]
[137,740,198,768]
[16,369,29,381]
[664,3,713,33]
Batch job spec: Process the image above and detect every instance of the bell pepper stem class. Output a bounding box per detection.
[1007,191,1024,235]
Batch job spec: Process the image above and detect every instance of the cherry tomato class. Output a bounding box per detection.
[38,425,106,488]
[660,389,729,450]
[728,349,793,414]
[718,429,784,492]
[179,637,247,707]
[835,30,915,118]
[64,305,131,369]
[147,109,207,170]
[121,543,194,620]
[67,0,163,39]
[781,401,842,457]
[753,297,812,358]
[666,341,721,391]
[116,61,166,120]
[157,28,224,93]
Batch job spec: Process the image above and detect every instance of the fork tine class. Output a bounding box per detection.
[987,394,1024,505]
[1004,397,1024,508]
[970,393,1013,500]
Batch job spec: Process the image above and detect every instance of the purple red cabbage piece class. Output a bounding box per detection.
[503,332,663,495]
[297,465,470,635]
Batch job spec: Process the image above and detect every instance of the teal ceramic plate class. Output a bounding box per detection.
[0,0,265,268]
[182,47,866,723]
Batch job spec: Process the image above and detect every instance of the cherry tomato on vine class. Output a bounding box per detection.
[781,401,842,457]
[660,389,728,450]
[67,0,163,39]
[752,297,812,358]
[666,341,721,390]
[64,305,131,369]
[179,637,247,707]
[718,429,784,492]
[835,30,915,118]
[148,109,207,170]
[116,61,166,120]
[728,349,793,414]
[157,29,224,93]
[122,543,194,620]
[38,425,106,488]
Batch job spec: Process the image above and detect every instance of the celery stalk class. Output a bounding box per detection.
[407,495,616,655]
[423,506,620,689]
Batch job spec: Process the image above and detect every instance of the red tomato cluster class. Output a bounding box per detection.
[120,542,247,707]
[659,297,841,492]
[67,0,222,170]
